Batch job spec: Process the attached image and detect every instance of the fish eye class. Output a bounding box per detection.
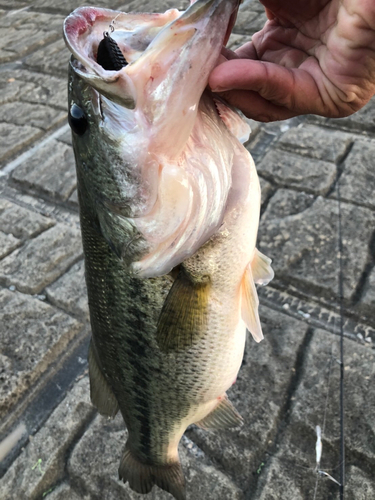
[68,103,88,135]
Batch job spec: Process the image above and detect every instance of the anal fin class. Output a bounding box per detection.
[241,265,263,343]
[119,444,186,500]
[195,395,243,430]
[88,342,119,418]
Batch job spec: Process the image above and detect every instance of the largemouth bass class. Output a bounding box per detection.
[63,1,273,498]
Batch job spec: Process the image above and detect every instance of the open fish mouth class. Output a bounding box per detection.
[63,0,240,110]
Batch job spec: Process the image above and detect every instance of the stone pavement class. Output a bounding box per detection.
[0,1,374,499]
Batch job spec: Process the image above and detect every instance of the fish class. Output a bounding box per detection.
[63,1,274,499]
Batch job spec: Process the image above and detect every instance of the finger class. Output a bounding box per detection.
[221,47,239,60]
[209,58,327,116]
[234,41,258,59]
[217,89,296,121]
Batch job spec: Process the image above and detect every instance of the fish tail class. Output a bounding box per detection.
[119,444,186,500]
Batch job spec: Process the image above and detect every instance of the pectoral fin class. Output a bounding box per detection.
[195,395,243,430]
[241,265,263,343]
[251,248,274,286]
[156,270,210,352]
[88,342,119,418]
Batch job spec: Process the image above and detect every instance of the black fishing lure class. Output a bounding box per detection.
[97,32,128,71]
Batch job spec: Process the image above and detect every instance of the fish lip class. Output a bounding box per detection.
[63,0,240,79]
[63,7,125,81]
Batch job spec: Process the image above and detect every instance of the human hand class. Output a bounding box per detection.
[209,0,375,121]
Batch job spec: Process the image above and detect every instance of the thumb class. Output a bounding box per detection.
[209,58,320,115]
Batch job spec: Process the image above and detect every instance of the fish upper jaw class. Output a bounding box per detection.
[64,0,239,158]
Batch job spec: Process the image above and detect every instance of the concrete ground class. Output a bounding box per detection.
[0,0,374,499]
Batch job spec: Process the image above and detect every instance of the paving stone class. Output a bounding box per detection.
[0,77,36,105]
[0,289,83,415]
[24,39,71,78]
[0,224,83,294]
[185,307,309,491]
[308,98,375,134]
[259,176,273,206]
[257,149,337,195]
[0,198,55,240]
[43,483,87,500]
[0,122,42,165]
[331,139,375,210]
[56,128,72,146]
[261,188,316,220]
[68,189,79,207]
[227,33,248,50]
[359,267,375,317]
[233,10,268,35]
[2,69,67,111]
[240,0,266,14]
[258,190,375,302]
[68,413,244,500]
[11,140,76,202]
[276,124,352,163]
[46,260,89,320]
[0,101,66,131]
[0,10,63,62]
[345,466,375,499]
[0,377,94,500]
[118,0,189,12]
[0,230,21,259]
[32,0,128,16]
[255,329,375,499]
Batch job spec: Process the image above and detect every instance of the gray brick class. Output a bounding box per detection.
[0,122,43,165]
[2,69,67,111]
[234,10,268,35]
[32,0,129,15]
[0,224,83,294]
[24,39,71,78]
[277,124,352,162]
[227,33,248,51]
[0,11,63,62]
[259,176,273,206]
[46,260,89,320]
[309,97,375,134]
[357,267,375,318]
[0,377,93,500]
[186,307,309,490]
[0,198,55,240]
[0,102,66,131]
[0,289,83,415]
[11,140,77,202]
[255,330,375,499]
[0,77,36,106]
[0,231,21,259]
[257,149,337,195]
[68,413,244,500]
[259,190,375,302]
[331,139,375,210]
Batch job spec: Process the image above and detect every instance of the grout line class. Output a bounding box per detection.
[0,123,70,177]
